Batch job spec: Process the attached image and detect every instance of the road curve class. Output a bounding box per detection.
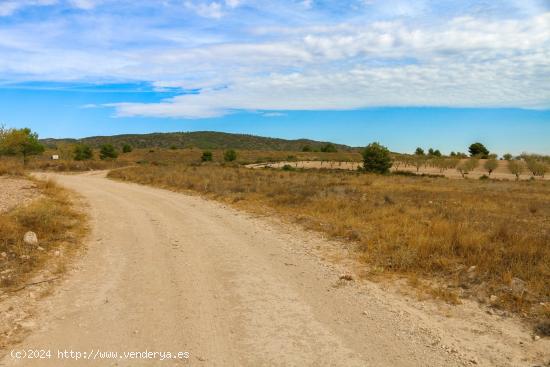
[1,172,486,366]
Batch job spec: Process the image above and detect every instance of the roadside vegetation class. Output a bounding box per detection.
[0,178,86,290]
[109,163,550,324]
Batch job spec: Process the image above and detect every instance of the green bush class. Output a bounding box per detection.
[362,142,393,174]
[122,144,133,153]
[73,144,93,161]
[223,149,237,162]
[99,144,118,160]
[201,151,213,162]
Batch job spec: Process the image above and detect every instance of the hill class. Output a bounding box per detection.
[41,131,353,152]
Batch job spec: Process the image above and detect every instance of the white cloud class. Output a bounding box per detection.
[0,0,57,16]
[184,1,224,19]
[0,1,548,117]
[69,0,100,10]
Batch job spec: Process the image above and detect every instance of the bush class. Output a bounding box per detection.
[201,151,213,162]
[223,149,237,162]
[99,144,118,160]
[73,144,93,161]
[302,145,312,152]
[362,142,393,174]
[281,164,294,171]
[320,143,337,153]
[122,144,133,153]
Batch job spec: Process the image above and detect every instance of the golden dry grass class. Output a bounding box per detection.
[0,178,86,290]
[109,164,550,320]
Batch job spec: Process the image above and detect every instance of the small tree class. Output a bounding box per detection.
[0,127,44,165]
[433,149,442,157]
[457,157,479,178]
[73,144,93,161]
[413,155,426,172]
[201,151,213,162]
[525,158,548,178]
[415,147,425,156]
[302,145,312,152]
[224,149,237,162]
[468,142,489,158]
[122,144,133,153]
[484,158,498,176]
[362,142,393,174]
[502,153,513,161]
[507,160,523,180]
[99,144,118,160]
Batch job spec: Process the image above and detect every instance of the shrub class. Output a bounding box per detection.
[282,164,294,171]
[122,144,133,153]
[320,143,337,153]
[362,142,393,174]
[73,144,93,161]
[99,144,118,160]
[224,149,237,162]
[201,151,213,162]
[503,153,513,160]
[302,145,312,152]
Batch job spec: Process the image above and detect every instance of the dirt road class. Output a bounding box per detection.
[2,172,546,366]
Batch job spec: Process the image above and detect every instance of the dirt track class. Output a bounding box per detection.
[2,172,547,366]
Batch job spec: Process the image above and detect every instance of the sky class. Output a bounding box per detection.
[0,0,549,155]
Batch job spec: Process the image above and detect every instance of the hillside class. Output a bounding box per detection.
[41,131,353,152]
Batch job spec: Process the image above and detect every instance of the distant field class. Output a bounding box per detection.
[249,159,547,180]
[109,163,550,322]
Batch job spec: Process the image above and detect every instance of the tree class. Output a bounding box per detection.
[457,157,479,178]
[320,143,337,153]
[413,154,426,172]
[0,127,44,165]
[122,144,133,153]
[484,158,498,176]
[433,149,442,157]
[302,145,312,152]
[468,142,489,158]
[525,157,548,178]
[503,153,513,161]
[73,144,93,161]
[99,144,118,160]
[415,147,425,156]
[201,151,213,162]
[223,149,237,162]
[507,160,523,180]
[362,142,393,174]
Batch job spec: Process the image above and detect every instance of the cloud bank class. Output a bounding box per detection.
[0,0,549,118]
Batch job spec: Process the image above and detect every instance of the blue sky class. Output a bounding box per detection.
[0,0,549,154]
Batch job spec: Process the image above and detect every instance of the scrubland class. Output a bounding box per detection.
[0,172,86,290]
[109,163,550,325]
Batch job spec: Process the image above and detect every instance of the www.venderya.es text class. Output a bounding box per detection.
[10,349,190,361]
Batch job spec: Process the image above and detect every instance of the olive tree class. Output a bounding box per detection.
[484,158,498,176]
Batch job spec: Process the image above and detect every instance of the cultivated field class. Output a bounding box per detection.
[249,159,548,180]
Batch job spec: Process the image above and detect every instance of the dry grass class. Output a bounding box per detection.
[0,159,25,176]
[0,179,86,290]
[109,164,550,320]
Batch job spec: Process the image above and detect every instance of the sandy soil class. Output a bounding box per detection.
[247,160,548,181]
[1,171,547,366]
[0,178,41,213]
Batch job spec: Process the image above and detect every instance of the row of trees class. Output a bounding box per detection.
[361,142,548,178]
